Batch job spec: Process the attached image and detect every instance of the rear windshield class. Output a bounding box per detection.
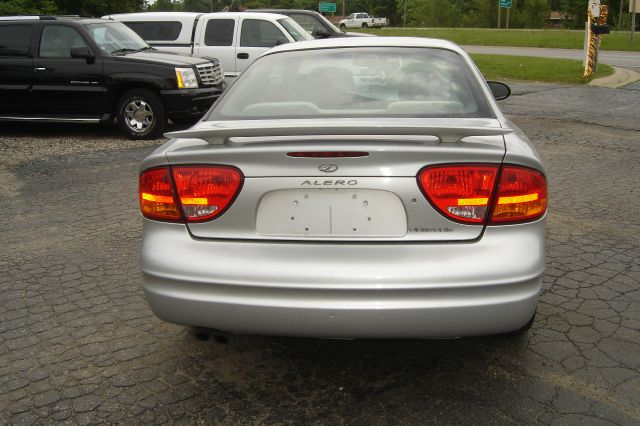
[277,18,311,41]
[210,47,493,120]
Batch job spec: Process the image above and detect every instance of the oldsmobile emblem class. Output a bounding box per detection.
[319,164,338,173]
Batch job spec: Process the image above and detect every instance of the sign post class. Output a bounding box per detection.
[497,0,512,29]
[318,2,337,13]
[584,0,609,78]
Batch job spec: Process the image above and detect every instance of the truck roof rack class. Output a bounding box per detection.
[0,15,86,21]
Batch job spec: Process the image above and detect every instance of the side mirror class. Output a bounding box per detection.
[312,28,331,39]
[70,46,95,63]
[487,81,511,100]
[275,37,289,46]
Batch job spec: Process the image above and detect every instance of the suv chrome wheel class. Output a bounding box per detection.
[116,89,166,140]
[124,99,154,133]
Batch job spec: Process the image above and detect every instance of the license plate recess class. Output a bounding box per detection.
[256,189,407,237]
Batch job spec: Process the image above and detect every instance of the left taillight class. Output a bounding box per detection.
[139,167,182,221]
[139,165,243,222]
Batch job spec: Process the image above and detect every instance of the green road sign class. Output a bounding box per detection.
[499,0,512,8]
[318,2,337,13]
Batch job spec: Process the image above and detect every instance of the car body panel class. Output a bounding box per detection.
[141,219,544,338]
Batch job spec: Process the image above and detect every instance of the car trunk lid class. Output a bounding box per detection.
[164,118,508,242]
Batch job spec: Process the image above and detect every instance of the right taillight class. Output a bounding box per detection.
[489,165,547,224]
[418,164,547,225]
[139,165,243,222]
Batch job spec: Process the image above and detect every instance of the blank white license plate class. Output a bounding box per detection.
[256,189,407,237]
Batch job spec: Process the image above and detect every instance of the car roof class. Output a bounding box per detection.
[251,9,321,15]
[266,36,464,55]
[104,11,289,20]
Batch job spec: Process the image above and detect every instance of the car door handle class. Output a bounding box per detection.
[34,67,47,72]
[237,53,249,60]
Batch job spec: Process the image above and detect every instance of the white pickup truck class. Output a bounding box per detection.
[338,13,388,30]
[104,12,311,82]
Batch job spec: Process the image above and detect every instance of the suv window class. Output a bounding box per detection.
[240,19,284,48]
[204,19,234,46]
[0,24,33,57]
[39,26,89,58]
[124,21,182,41]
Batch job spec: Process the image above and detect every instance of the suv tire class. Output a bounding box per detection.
[116,89,166,140]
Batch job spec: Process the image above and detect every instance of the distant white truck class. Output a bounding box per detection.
[338,13,388,30]
[104,12,311,82]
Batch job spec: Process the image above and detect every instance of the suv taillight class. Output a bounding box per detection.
[418,164,546,225]
[139,165,243,222]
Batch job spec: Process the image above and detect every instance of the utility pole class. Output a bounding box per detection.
[619,0,624,30]
[403,0,407,27]
[633,0,637,44]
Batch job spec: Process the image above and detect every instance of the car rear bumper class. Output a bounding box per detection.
[140,219,545,338]
[161,86,223,119]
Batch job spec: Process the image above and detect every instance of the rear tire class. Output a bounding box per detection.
[116,89,166,140]
[362,23,368,28]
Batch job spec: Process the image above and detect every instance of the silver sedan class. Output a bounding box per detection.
[138,37,547,338]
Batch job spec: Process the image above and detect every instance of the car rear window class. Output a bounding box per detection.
[0,24,33,57]
[124,21,182,41]
[211,47,494,120]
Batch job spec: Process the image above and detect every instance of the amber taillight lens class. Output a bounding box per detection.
[139,167,182,221]
[489,166,547,224]
[139,165,243,222]
[418,164,547,225]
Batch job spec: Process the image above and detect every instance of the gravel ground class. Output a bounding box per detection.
[1,83,639,424]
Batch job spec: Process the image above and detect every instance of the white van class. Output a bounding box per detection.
[104,12,312,82]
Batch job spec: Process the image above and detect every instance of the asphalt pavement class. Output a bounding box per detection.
[1,83,639,424]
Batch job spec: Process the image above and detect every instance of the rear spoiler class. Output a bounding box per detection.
[165,119,512,144]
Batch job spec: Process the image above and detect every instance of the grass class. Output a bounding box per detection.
[470,54,614,84]
[360,27,640,52]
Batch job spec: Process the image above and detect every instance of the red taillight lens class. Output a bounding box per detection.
[139,167,182,221]
[171,165,243,222]
[490,166,547,224]
[139,165,243,222]
[418,165,499,223]
[418,164,547,225]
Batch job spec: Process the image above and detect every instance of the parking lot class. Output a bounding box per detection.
[1,82,639,424]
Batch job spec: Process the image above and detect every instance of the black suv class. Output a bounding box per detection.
[0,16,224,139]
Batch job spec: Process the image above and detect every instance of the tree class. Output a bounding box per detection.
[54,0,145,17]
[148,0,183,11]
[0,0,57,15]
